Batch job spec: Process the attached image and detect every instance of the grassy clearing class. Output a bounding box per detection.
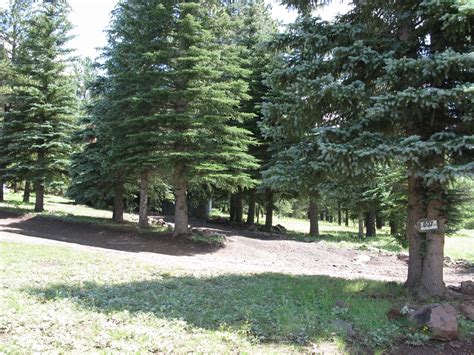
[271,216,474,263]
[3,241,464,354]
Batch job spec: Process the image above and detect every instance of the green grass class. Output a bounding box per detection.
[0,241,430,353]
[270,216,474,263]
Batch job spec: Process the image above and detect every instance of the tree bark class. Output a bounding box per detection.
[418,185,446,299]
[34,181,44,212]
[246,189,256,225]
[405,174,425,293]
[235,190,243,223]
[112,183,124,223]
[23,181,30,203]
[358,211,364,239]
[337,204,342,225]
[229,194,236,222]
[138,172,149,228]
[345,209,349,226]
[173,163,189,236]
[0,179,4,202]
[365,209,376,237]
[309,199,319,237]
[389,220,398,235]
[264,189,273,231]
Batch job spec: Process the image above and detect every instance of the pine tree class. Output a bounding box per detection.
[264,1,473,298]
[3,0,77,212]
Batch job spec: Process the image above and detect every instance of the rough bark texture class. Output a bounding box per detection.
[173,163,189,236]
[229,194,236,222]
[34,182,44,212]
[246,189,256,225]
[264,189,273,231]
[112,184,124,223]
[418,186,446,299]
[138,172,149,228]
[365,209,376,237]
[23,181,30,203]
[358,211,364,239]
[405,174,425,294]
[235,190,243,223]
[309,199,319,237]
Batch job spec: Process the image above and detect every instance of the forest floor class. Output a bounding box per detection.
[1,194,473,354]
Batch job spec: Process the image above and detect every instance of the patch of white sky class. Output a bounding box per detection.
[0,0,352,60]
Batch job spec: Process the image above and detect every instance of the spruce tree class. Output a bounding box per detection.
[3,0,77,212]
[265,1,473,298]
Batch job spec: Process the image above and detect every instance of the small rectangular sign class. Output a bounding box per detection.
[419,219,438,231]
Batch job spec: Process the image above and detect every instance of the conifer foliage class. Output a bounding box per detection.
[2,0,77,212]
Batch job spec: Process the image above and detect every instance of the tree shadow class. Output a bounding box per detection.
[0,210,216,256]
[24,273,405,347]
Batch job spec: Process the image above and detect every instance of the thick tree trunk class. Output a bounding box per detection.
[235,190,243,223]
[246,189,256,225]
[264,189,273,231]
[173,163,189,236]
[358,211,364,239]
[365,209,376,237]
[112,184,124,223]
[418,185,446,299]
[405,174,425,293]
[389,220,398,235]
[23,181,30,203]
[229,194,236,222]
[309,199,319,237]
[138,172,149,228]
[345,209,349,226]
[34,181,44,212]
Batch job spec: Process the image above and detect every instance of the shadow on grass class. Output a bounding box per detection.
[0,209,216,256]
[25,273,407,348]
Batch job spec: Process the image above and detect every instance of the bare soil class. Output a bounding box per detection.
[0,210,472,286]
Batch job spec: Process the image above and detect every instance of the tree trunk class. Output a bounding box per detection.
[173,163,189,236]
[229,194,236,222]
[365,209,376,237]
[418,185,446,299]
[246,189,256,225]
[405,174,425,293]
[264,189,273,231]
[0,179,4,202]
[358,211,364,239]
[345,209,349,226]
[235,190,243,223]
[23,181,30,203]
[34,181,44,212]
[309,199,319,237]
[337,204,342,226]
[389,220,398,235]
[112,184,124,223]
[138,172,149,228]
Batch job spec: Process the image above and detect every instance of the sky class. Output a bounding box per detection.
[0,0,352,59]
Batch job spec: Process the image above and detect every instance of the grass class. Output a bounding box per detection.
[0,241,438,353]
[270,215,474,263]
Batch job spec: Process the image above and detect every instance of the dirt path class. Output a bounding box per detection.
[0,210,472,285]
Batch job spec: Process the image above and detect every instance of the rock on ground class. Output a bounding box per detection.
[409,303,458,341]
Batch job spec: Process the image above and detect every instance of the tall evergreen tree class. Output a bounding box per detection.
[265,1,473,298]
[3,0,77,211]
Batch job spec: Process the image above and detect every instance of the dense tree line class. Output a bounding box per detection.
[0,0,472,299]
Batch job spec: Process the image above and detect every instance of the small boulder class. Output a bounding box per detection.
[458,302,474,320]
[332,319,355,337]
[409,303,458,341]
[460,281,474,296]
